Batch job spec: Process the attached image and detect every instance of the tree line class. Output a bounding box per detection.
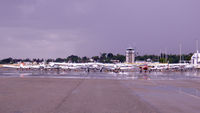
[0,53,126,64]
[0,53,193,64]
[136,53,193,63]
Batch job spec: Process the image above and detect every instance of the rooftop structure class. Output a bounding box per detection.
[191,50,200,65]
[191,40,200,65]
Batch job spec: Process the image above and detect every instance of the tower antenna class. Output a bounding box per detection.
[165,48,167,63]
[196,40,199,64]
[179,43,182,63]
[196,40,199,52]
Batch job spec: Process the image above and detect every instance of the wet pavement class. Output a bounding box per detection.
[123,80,200,113]
[1,68,200,80]
[1,68,200,113]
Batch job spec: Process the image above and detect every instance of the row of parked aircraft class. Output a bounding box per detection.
[1,62,197,72]
[2,62,137,71]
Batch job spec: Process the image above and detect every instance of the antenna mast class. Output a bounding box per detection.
[196,40,199,64]
[165,48,167,63]
[196,40,199,52]
[179,44,182,63]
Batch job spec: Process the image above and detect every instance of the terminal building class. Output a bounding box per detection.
[126,47,135,63]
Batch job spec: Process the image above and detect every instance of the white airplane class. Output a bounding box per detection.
[116,63,136,70]
[3,63,43,69]
[2,65,20,69]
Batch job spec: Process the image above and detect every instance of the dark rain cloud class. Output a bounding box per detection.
[0,0,200,58]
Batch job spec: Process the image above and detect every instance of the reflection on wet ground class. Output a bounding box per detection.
[122,80,200,113]
[138,85,200,98]
[1,68,200,80]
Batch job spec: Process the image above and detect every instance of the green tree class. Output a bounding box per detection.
[0,58,13,64]
[23,58,31,62]
[92,56,99,62]
[46,59,54,63]
[107,53,114,59]
[114,54,126,63]
[67,55,81,63]
[82,56,89,63]
[183,53,192,62]
[159,58,167,63]
[55,58,65,62]
[100,53,107,63]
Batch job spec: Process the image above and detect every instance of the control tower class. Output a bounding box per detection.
[126,47,135,63]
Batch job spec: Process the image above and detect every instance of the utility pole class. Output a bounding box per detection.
[197,40,199,52]
[179,44,182,63]
[196,40,199,64]
[159,49,161,62]
[165,48,167,63]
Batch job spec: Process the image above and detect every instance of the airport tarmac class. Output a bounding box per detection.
[0,77,200,113]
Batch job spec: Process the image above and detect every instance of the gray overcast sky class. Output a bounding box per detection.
[0,0,200,59]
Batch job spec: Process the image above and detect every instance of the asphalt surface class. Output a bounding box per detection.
[0,77,200,113]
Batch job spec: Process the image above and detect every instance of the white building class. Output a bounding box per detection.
[126,47,135,63]
[191,51,200,65]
